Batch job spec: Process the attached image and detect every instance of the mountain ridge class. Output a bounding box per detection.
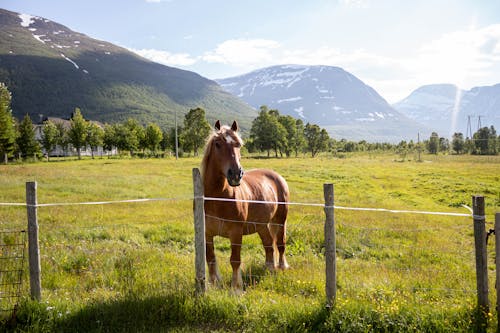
[0,8,257,131]
[393,83,500,136]
[217,64,427,142]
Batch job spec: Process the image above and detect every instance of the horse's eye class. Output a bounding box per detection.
[215,141,221,149]
[234,143,241,148]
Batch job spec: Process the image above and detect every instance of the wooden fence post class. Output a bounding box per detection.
[472,195,488,329]
[26,181,41,301]
[495,212,500,333]
[192,168,206,295]
[324,183,336,308]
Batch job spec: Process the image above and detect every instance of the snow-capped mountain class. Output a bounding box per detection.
[217,65,427,142]
[0,8,256,130]
[393,84,500,137]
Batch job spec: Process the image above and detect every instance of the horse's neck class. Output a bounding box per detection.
[203,166,235,198]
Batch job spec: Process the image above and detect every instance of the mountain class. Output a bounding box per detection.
[217,65,427,142]
[0,9,257,130]
[393,83,500,137]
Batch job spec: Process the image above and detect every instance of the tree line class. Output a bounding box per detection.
[1,82,499,163]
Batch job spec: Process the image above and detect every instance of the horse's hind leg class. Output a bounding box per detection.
[206,235,221,285]
[229,229,244,291]
[272,219,289,270]
[257,227,276,271]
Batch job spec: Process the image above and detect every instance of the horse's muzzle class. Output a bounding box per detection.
[227,167,244,187]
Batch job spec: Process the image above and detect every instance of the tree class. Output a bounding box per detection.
[304,123,329,157]
[278,115,297,157]
[102,124,117,157]
[86,122,104,159]
[16,114,41,160]
[473,126,498,155]
[293,119,306,157]
[439,137,449,153]
[68,108,88,159]
[451,132,465,154]
[427,132,439,154]
[180,107,211,156]
[41,120,59,161]
[144,123,163,156]
[55,121,69,156]
[250,107,274,156]
[0,83,16,163]
[250,106,287,157]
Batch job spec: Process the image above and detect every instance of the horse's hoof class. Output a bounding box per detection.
[231,287,245,296]
[265,262,277,271]
[279,263,290,270]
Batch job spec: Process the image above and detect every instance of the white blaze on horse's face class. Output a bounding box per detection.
[214,121,244,187]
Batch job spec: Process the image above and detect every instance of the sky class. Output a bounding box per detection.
[1,0,500,103]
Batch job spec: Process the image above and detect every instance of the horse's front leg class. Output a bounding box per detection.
[258,227,277,271]
[206,234,221,286]
[229,228,244,291]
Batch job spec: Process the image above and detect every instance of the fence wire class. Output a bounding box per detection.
[0,230,26,317]
[0,193,482,310]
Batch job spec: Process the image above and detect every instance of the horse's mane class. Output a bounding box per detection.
[201,125,244,183]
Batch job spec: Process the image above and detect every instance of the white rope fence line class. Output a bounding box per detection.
[0,195,477,218]
[0,196,193,207]
[204,196,474,218]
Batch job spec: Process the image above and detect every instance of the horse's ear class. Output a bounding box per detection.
[231,121,238,132]
[215,120,221,130]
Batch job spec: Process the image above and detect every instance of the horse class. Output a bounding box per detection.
[201,120,290,290]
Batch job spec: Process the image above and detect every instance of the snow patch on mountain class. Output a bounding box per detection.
[18,13,36,27]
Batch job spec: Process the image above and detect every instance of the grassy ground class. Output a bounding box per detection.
[0,153,499,332]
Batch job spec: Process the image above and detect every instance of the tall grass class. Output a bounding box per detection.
[0,153,499,332]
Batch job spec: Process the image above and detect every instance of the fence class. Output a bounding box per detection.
[0,175,498,329]
[0,230,26,317]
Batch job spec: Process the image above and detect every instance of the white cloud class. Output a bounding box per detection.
[405,24,500,87]
[339,0,371,8]
[130,48,198,66]
[128,23,500,103]
[202,39,281,66]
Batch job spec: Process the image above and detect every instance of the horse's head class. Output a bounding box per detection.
[206,120,245,187]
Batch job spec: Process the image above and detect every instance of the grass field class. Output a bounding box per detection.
[0,153,499,332]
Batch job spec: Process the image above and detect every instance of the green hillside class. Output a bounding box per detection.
[0,8,257,130]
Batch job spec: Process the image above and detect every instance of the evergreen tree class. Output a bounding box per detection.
[16,114,41,160]
[68,108,88,159]
[41,120,59,161]
[0,83,16,163]
[180,107,211,156]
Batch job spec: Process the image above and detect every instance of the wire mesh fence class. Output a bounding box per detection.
[0,230,26,317]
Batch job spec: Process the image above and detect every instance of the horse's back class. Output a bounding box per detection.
[243,168,289,203]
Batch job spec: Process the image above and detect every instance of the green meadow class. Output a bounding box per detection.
[0,153,499,332]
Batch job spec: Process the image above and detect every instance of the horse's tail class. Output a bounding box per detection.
[270,173,290,269]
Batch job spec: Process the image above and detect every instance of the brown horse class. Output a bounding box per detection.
[201,120,290,290]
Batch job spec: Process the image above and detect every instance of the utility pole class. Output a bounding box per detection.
[417,132,421,162]
[466,115,473,139]
[477,115,483,131]
[175,109,179,160]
